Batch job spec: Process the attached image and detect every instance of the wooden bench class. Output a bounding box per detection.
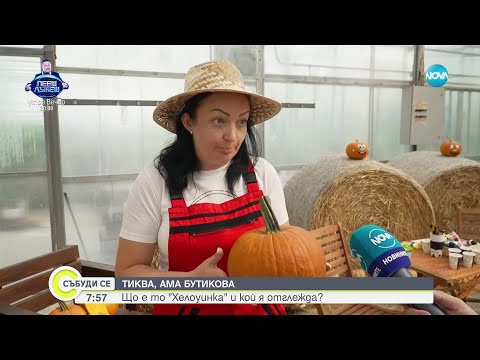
[0,245,141,315]
[0,245,82,314]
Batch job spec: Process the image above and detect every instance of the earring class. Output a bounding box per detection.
[189,130,193,135]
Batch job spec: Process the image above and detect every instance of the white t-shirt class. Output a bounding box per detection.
[119,157,289,270]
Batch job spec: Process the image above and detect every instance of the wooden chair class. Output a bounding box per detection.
[0,245,81,314]
[457,208,480,241]
[457,208,480,304]
[309,223,405,315]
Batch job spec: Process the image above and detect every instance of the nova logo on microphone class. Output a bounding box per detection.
[350,225,411,277]
[369,228,396,248]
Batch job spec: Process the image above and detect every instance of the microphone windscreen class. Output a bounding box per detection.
[350,224,411,277]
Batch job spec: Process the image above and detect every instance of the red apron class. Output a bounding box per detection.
[153,162,285,315]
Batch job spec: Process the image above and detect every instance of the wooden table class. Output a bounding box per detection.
[410,249,480,299]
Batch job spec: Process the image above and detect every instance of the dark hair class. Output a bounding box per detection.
[155,92,260,196]
[42,59,51,64]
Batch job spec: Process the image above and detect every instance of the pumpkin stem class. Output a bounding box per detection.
[260,196,280,233]
[58,300,69,312]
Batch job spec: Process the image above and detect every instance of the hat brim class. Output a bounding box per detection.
[153,88,282,133]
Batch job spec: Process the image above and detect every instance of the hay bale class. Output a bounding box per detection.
[388,151,480,233]
[152,248,159,269]
[284,154,435,251]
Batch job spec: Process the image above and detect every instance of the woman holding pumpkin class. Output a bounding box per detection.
[116,60,291,315]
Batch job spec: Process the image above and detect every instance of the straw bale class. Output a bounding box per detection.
[283,154,435,250]
[388,151,480,233]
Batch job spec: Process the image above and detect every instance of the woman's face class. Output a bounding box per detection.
[182,92,250,171]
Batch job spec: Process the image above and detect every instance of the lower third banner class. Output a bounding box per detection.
[49,266,434,305]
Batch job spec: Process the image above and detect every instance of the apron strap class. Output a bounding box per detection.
[168,186,187,208]
[243,158,260,193]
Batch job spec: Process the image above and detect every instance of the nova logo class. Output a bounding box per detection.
[369,228,396,248]
[426,64,448,87]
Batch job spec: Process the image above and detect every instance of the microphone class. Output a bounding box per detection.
[350,224,446,315]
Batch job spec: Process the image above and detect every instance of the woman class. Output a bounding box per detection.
[116,59,289,315]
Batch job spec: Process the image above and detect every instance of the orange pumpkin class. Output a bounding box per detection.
[106,303,119,315]
[346,140,369,160]
[49,300,87,315]
[80,303,120,315]
[440,138,462,157]
[227,196,327,277]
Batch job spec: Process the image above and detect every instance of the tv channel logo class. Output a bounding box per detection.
[48,265,115,301]
[48,266,82,301]
[25,59,69,99]
[426,64,448,87]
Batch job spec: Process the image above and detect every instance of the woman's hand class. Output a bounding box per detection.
[190,247,228,278]
[403,290,477,315]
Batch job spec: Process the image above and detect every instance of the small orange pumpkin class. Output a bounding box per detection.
[49,300,87,315]
[440,138,462,157]
[227,196,327,277]
[106,303,119,315]
[346,140,369,160]
[80,303,120,315]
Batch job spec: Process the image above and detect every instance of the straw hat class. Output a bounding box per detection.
[153,60,282,133]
